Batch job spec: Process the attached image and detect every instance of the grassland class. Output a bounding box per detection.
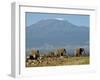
[26,56,89,67]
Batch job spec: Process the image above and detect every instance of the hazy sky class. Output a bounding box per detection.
[26,12,89,27]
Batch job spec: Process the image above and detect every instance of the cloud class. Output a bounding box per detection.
[55,18,64,21]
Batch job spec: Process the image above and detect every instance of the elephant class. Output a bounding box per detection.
[26,49,40,61]
[75,48,85,57]
[54,48,67,57]
[31,49,40,60]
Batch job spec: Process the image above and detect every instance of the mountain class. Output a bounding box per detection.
[26,19,89,51]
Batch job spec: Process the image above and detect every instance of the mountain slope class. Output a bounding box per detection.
[26,19,89,49]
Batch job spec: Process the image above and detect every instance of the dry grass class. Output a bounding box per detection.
[26,56,89,67]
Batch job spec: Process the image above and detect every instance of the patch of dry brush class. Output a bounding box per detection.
[26,56,89,67]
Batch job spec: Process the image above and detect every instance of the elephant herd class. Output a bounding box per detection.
[26,48,86,61]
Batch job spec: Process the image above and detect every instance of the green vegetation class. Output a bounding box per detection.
[26,56,89,67]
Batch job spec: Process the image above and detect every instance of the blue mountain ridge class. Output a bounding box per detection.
[26,19,89,49]
[26,19,89,56]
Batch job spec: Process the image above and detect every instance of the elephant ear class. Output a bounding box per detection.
[64,49,66,53]
[82,48,85,51]
[37,50,39,53]
[31,50,35,55]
